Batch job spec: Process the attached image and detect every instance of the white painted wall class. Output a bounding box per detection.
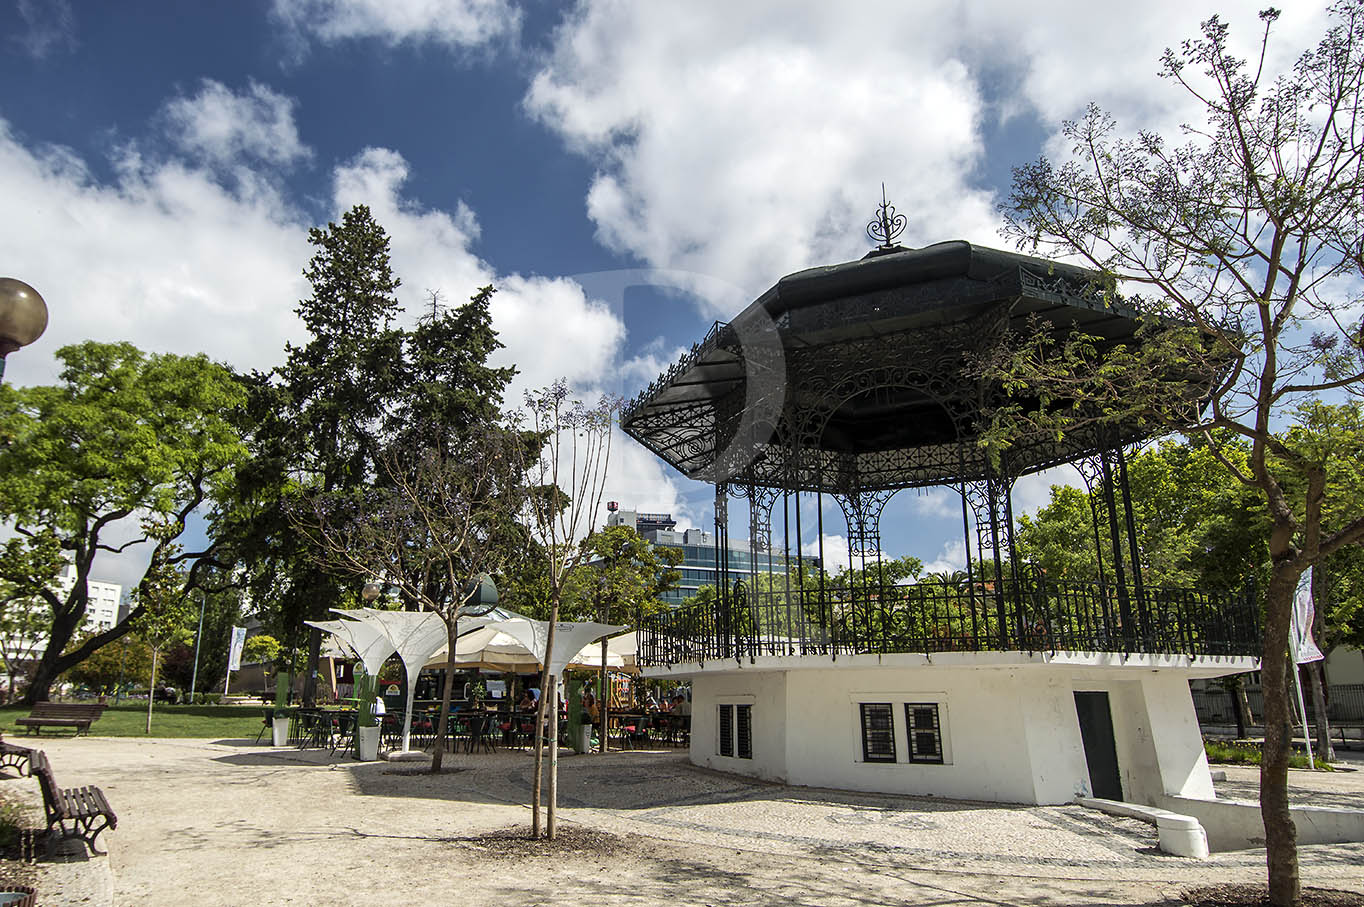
[686,663,1218,807]
[1019,673,1091,803]
[1140,673,1216,801]
[691,670,787,782]
[783,667,1038,802]
[1165,794,1364,851]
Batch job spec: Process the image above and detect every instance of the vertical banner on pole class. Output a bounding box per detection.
[225,626,247,695]
[1289,570,1325,768]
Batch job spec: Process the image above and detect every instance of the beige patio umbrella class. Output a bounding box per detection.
[568,631,636,673]
[423,624,544,672]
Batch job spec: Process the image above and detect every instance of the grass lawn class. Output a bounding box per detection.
[1204,737,1333,770]
[0,703,269,739]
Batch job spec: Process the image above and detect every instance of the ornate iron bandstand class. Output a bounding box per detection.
[624,203,1260,668]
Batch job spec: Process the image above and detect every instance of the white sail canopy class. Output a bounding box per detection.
[495,619,624,676]
[314,616,395,677]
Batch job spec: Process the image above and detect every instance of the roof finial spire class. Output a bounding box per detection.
[866,183,906,250]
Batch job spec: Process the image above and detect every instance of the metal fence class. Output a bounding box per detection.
[1193,683,1364,725]
[638,576,1260,666]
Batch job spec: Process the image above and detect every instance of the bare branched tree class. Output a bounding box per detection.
[292,425,526,773]
[995,7,1364,902]
[512,380,619,839]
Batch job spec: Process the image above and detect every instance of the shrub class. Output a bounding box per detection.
[1203,738,1332,771]
[0,791,30,850]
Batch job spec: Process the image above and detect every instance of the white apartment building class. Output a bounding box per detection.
[52,564,124,632]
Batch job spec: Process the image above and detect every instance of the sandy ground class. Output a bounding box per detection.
[21,737,1364,907]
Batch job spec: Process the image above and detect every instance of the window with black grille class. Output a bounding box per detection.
[718,704,734,757]
[905,703,944,764]
[735,704,752,759]
[859,703,896,763]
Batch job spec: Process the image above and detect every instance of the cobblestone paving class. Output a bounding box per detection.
[29,738,1364,906]
[473,751,1364,885]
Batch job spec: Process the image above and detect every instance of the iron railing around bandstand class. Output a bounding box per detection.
[636,576,1261,667]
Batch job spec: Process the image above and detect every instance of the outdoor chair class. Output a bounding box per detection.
[621,718,651,750]
[329,712,355,757]
[380,712,404,748]
[254,708,273,744]
[296,710,330,750]
[465,714,496,754]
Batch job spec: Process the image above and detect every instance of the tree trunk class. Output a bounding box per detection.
[548,672,560,839]
[1260,565,1301,907]
[1230,680,1246,738]
[1236,681,1255,736]
[22,608,85,706]
[531,674,547,837]
[301,626,321,708]
[431,616,459,774]
[532,599,564,839]
[146,649,158,735]
[599,641,609,754]
[1308,661,1335,764]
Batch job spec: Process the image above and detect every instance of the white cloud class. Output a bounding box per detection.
[162,80,311,168]
[0,118,312,387]
[527,1,1337,311]
[526,2,997,307]
[0,92,634,589]
[1011,465,1082,519]
[599,428,696,531]
[271,0,520,50]
[920,540,967,577]
[329,147,626,396]
[804,533,849,574]
[13,0,76,59]
[910,489,958,520]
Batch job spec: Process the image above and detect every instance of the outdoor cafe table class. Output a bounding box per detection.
[291,708,357,752]
[607,712,650,748]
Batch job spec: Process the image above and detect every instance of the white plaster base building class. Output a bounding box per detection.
[647,651,1254,806]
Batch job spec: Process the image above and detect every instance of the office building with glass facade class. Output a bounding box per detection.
[605,507,818,606]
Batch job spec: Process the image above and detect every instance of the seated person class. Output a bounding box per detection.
[516,689,537,711]
[671,694,691,717]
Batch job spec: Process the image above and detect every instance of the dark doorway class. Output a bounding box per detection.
[1074,691,1123,801]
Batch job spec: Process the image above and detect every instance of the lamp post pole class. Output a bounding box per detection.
[188,589,208,701]
[0,278,49,385]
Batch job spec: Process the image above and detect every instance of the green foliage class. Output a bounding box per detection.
[221,210,524,712]
[241,635,281,666]
[0,341,246,703]
[1,703,267,738]
[1017,437,1269,591]
[0,531,60,696]
[562,525,682,624]
[166,581,244,695]
[389,286,517,445]
[63,633,153,695]
[999,8,1364,896]
[0,789,31,850]
[134,555,195,654]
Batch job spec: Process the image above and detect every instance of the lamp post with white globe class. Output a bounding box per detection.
[0,278,49,385]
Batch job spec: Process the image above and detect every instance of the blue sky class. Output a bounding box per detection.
[0,0,1333,589]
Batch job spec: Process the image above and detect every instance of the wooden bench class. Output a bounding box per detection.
[0,733,35,776]
[15,702,106,736]
[32,751,117,857]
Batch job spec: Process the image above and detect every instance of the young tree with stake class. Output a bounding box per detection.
[994,7,1364,902]
[514,381,619,840]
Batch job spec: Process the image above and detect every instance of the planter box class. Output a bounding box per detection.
[272,715,290,747]
[357,725,379,761]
